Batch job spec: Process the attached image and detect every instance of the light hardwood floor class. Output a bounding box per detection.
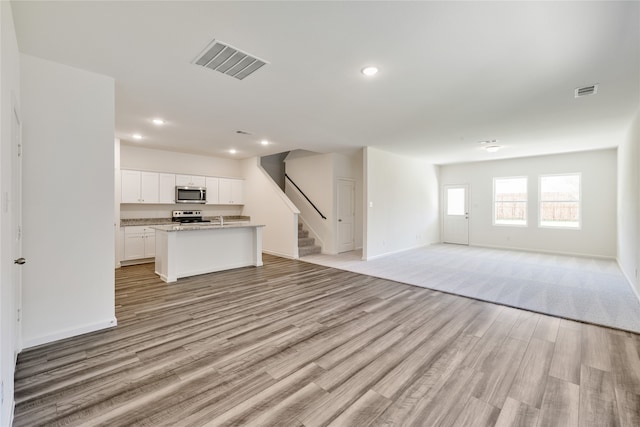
[13,255,640,426]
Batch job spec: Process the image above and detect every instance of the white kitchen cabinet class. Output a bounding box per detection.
[218,178,244,204]
[176,174,206,187]
[205,177,220,204]
[121,170,159,203]
[159,173,176,203]
[140,172,159,203]
[123,226,156,260]
[121,170,142,203]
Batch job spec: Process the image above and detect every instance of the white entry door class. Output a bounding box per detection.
[443,184,469,245]
[337,178,355,253]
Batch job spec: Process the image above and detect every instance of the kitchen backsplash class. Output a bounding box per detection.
[120,204,243,219]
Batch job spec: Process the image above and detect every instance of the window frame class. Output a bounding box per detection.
[538,173,582,230]
[493,176,528,227]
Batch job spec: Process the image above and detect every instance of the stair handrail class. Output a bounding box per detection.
[284,174,327,220]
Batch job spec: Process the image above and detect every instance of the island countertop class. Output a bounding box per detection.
[150,223,264,232]
[152,222,264,283]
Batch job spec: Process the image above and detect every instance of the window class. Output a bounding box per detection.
[539,174,581,228]
[447,188,466,215]
[494,177,527,226]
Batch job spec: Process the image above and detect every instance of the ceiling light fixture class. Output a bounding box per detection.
[229,149,237,154]
[361,66,378,77]
[132,134,142,140]
[261,140,269,146]
[152,118,165,125]
[485,145,501,153]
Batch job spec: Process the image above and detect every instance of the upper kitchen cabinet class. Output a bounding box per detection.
[205,177,220,204]
[159,173,176,203]
[218,178,244,205]
[175,174,206,187]
[121,170,159,203]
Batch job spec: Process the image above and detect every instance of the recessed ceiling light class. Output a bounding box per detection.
[261,140,269,146]
[229,149,237,154]
[152,118,165,125]
[485,145,501,153]
[132,134,142,140]
[361,66,378,76]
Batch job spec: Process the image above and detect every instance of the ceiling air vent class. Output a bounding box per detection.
[574,84,598,98]
[193,39,268,80]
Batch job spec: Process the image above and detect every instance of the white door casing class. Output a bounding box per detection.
[12,104,23,354]
[337,178,355,253]
[443,184,469,245]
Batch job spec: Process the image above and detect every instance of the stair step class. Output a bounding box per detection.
[298,223,320,256]
[299,245,321,256]
[298,237,315,247]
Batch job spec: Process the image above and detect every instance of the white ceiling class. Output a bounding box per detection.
[11,1,640,164]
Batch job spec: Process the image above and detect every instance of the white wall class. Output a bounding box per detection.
[21,54,116,348]
[0,2,20,424]
[120,144,242,178]
[364,147,440,260]
[618,110,640,297]
[285,152,334,252]
[285,151,364,254]
[242,157,299,258]
[440,149,618,258]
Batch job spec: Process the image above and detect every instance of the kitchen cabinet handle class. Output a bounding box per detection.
[14,257,26,265]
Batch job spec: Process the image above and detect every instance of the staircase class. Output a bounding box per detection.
[298,223,321,256]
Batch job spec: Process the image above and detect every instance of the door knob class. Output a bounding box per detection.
[338,219,342,222]
[14,258,26,265]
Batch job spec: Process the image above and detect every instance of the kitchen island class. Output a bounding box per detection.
[151,223,264,283]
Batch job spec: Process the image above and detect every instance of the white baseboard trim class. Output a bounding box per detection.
[617,257,640,305]
[120,258,154,267]
[5,400,15,427]
[22,317,118,350]
[263,249,297,260]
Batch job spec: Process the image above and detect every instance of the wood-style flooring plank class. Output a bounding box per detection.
[549,325,582,385]
[507,337,554,408]
[326,389,391,427]
[493,397,539,427]
[537,376,580,427]
[452,396,500,427]
[579,364,620,427]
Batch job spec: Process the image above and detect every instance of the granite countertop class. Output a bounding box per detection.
[121,216,251,227]
[120,218,173,226]
[150,223,264,232]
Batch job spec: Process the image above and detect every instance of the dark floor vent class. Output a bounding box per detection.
[574,84,598,98]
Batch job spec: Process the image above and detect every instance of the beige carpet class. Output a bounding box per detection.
[301,244,640,333]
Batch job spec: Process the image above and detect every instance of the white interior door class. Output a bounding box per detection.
[337,178,355,253]
[443,184,469,245]
[12,105,23,354]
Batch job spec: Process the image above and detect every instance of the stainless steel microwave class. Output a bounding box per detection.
[175,186,206,204]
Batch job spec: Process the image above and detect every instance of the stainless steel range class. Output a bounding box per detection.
[172,210,211,224]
